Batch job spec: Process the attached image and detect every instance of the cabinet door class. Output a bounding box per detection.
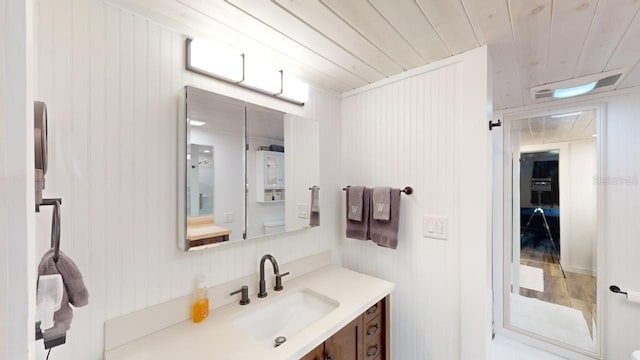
[324,317,363,360]
[300,343,324,360]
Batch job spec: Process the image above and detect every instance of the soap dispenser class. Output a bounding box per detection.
[191,275,209,323]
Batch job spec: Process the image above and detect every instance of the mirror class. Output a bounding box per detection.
[505,108,600,354]
[187,144,214,217]
[178,86,320,251]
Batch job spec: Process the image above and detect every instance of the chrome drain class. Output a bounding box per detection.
[274,336,287,348]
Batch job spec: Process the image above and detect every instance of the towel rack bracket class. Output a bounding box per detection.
[36,198,62,213]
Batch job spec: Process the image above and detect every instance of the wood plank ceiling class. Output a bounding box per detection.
[122,0,640,110]
[511,109,597,146]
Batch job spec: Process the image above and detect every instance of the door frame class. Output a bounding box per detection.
[492,101,607,360]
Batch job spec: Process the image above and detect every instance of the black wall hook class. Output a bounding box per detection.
[609,285,628,296]
[489,119,502,131]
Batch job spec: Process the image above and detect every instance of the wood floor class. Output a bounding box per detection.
[519,256,597,337]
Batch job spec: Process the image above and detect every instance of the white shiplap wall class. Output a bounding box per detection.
[341,49,492,360]
[34,1,342,359]
[604,92,640,360]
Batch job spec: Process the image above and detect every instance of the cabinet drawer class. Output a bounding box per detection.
[364,315,383,345]
[365,334,383,360]
[363,300,383,324]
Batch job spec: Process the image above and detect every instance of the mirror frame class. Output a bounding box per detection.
[501,102,607,359]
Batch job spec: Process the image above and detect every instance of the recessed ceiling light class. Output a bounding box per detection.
[189,120,205,127]
[551,111,582,118]
[592,134,597,138]
[204,150,210,153]
[553,81,597,99]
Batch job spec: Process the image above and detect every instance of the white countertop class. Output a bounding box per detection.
[104,265,394,360]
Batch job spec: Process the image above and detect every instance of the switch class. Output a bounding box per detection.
[423,215,448,240]
[435,220,443,234]
[224,212,234,223]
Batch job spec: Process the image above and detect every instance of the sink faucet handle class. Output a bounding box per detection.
[274,272,290,291]
[230,285,250,305]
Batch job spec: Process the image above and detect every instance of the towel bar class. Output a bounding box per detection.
[342,186,413,195]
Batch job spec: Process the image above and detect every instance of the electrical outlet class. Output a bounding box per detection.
[423,215,448,240]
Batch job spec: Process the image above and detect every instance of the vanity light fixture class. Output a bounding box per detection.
[186,38,244,83]
[241,56,282,95]
[185,38,308,106]
[279,70,310,104]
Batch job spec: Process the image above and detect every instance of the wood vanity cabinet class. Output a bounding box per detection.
[300,296,387,360]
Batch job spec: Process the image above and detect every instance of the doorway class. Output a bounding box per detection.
[501,105,604,359]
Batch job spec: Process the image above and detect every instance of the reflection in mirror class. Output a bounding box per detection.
[245,104,320,239]
[179,86,321,251]
[187,144,214,217]
[507,109,599,353]
[185,87,245,249]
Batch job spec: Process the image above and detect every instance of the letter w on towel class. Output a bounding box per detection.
[372,187,391,221]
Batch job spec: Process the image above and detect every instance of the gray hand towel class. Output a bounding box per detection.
[310,186,320,226]
[37,249,89,330]
[369,188,401,249]
[346,187,371,240]
[372,187,391,221]
[347,186,364,221]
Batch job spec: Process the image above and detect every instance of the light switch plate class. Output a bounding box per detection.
[224,212,234,223]
[423,214,448,240]
[297,203,309,219]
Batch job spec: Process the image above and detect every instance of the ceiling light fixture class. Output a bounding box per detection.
[553,81,597,99]
[189,120,206,127]
[551,111,582,118]
[185,38,308,106]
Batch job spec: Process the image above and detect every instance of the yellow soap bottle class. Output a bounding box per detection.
[192,275,209,323]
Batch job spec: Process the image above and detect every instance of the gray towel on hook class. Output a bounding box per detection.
[37,249,89,330]
[372,187,391,221]
[347,186,364,221]
[369,188,401,249]
[346,187,370,240]
[310,186,320,226]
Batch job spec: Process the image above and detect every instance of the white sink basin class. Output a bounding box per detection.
[232,288,339,348]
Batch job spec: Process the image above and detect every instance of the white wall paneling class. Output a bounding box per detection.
[34,1,342,358]
[341,47,491,360]
[0,2,7,357]
[603,92,640,360]
[2,0,36,359]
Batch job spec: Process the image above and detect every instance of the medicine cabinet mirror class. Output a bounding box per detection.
[178,86,320,251]
[503,106,604,357]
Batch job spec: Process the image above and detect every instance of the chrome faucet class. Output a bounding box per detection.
[258,254,290,298]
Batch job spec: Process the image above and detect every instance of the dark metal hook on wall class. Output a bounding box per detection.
[489,119,502,131]
[37,198,62,262]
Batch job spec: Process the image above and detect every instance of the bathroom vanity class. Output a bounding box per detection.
[104,264,393,360]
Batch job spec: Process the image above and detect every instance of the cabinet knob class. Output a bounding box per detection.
[366,304,378,315]
[366,324,379,336]
[326,355,335,360]
[367,344,379,358]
